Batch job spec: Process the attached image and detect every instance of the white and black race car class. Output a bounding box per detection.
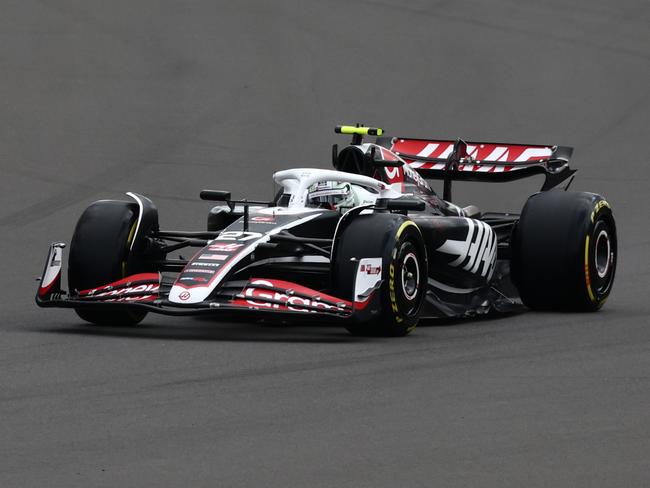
[36,125,617,336]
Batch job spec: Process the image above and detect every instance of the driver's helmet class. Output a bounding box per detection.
[307,181,358,211]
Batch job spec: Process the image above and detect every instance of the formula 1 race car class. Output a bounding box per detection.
[36,125,617,336]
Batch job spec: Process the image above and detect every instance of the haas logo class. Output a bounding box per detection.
[437,219,497,279]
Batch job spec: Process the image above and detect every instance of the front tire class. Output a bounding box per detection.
[512,191,617,311]
[333,214,427,336]
[69,200,148,326]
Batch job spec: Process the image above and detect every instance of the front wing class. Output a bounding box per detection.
[35,243,370,322]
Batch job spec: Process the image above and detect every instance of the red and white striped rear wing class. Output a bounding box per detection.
[377,137,575,195]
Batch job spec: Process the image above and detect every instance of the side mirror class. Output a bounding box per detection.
[200,190,231,201]
[386,199,425,212]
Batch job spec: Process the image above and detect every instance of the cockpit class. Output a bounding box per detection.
[273,168,401,213]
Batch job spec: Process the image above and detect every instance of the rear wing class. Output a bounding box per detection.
[378,136,575,201]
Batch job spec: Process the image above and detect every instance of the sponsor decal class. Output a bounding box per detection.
[192,262,221,267]
[181,276,206,282]
[199,254,229,261]
[250,216,275,224]
[93,283,160,298]
[187,268,216,275]
[237,279,349,313]
[402,162,430,189]
[208,243,244,252]
[360,263,381,275]
[179,291,191,301]
[384,165,402,184]
[436,219,497,279]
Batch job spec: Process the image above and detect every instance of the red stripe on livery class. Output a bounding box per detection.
[231,278,351,314]
[390,138,554,171]
[77,273,160,302]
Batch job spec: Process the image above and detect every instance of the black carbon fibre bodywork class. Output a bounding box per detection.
[201,203,519,319]
[411,216,497,291]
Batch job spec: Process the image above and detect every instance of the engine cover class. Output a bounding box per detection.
[414,216,497,292]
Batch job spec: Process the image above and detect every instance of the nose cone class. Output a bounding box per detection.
[168,285,213,304]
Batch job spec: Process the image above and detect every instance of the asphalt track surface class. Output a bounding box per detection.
[2,1,650,486]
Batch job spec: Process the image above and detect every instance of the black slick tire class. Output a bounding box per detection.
[333,214,427,336]
[512,191,616,311]
[68,200,148,326]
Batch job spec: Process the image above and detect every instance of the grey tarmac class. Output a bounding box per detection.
[1,1,649,486]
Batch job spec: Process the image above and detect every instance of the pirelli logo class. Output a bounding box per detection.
[436,219,497,279]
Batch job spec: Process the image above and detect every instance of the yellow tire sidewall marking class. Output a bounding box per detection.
[389,220,422,325]
[122,221,138,278]
[584,234,596,303]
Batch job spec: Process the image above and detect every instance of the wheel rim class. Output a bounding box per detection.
[401,252,420,301]
[594,229,611,279]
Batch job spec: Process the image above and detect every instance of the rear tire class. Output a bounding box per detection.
[512,191,616,311]
[69,200,148,326]
[333,214,427,336]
